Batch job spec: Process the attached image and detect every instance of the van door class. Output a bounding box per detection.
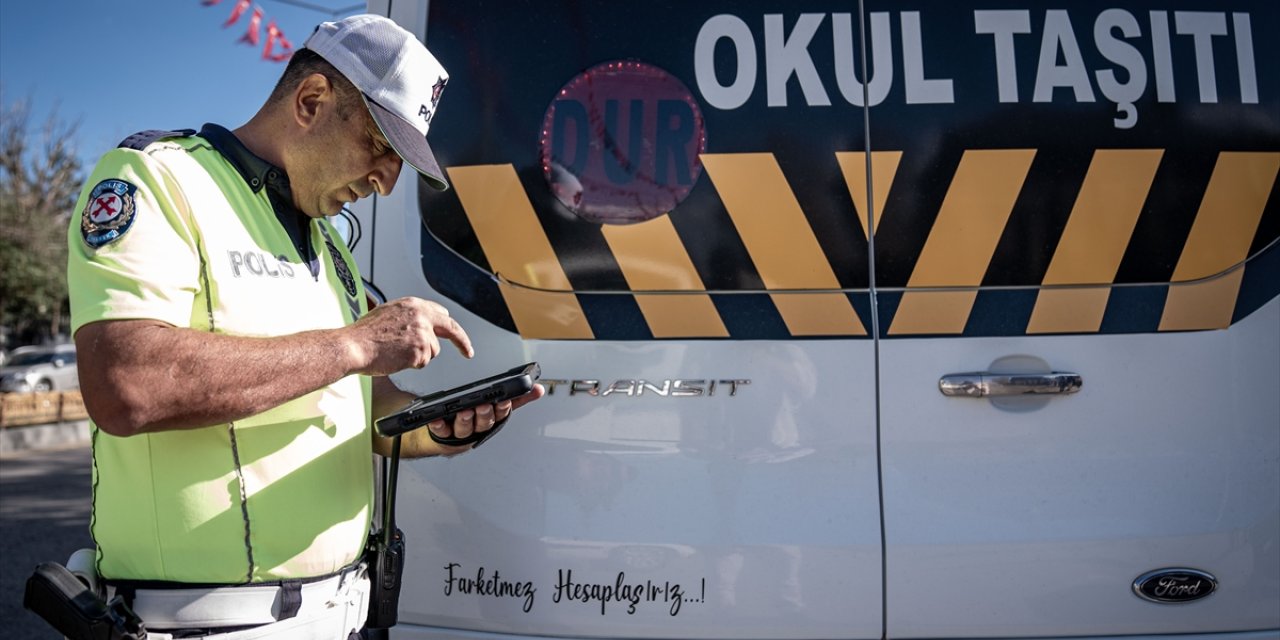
[366,1,885,637]
[867,1,1280,635]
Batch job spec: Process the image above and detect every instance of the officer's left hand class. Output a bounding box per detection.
[425,384,546,456]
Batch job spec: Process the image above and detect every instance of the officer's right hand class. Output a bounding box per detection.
[346,297,473,376]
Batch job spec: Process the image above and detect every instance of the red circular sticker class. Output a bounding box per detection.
[540,61,707,225]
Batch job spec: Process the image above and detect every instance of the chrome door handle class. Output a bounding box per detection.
[939,372,1082,397]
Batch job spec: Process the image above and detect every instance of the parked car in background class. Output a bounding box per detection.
[0,344,78,393]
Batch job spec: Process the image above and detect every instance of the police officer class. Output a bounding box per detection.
[67,14,543,639]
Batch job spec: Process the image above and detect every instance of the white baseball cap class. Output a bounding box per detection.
[304,14,451,190]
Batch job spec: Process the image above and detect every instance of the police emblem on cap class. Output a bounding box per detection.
[81,179,138,248]
[416,76,448,127]
[430,76,447,109]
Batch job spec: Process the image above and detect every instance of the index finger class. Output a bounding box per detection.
[435,316,474,359]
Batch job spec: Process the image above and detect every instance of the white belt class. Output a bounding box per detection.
[121,564,367,632]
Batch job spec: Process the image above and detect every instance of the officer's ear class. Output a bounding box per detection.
[293,73,334,130]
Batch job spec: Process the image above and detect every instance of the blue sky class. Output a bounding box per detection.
[1,0,362,171]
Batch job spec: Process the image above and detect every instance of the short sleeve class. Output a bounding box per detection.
[68,147,202,334]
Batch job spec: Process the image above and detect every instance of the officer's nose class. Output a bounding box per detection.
[369,154,403,197]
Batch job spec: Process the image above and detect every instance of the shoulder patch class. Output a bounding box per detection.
[117,129,196,151]
[81,179,139,248]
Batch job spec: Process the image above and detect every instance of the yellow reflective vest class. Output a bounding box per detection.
[68,131,372,583]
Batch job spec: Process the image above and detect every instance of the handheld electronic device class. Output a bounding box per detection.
[375,362,540,445]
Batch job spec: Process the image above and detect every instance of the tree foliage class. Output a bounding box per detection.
[0,93,83,347]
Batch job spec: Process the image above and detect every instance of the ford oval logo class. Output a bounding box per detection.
[1133,568,1217,603]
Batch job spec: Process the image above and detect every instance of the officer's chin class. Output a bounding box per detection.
[310,200,344,219]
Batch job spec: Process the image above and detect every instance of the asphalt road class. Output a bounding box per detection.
[0,444,93,639]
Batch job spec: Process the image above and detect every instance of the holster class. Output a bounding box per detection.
[24,562,147,640]
[364,433,406,630]
[363,526,405,629]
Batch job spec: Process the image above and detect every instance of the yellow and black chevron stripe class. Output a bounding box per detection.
[419,149,1279,340]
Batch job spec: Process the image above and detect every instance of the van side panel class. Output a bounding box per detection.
[370,2,886,637]
[870,0,1279,635]
[392,342,883,638]
[882,298,1280,636]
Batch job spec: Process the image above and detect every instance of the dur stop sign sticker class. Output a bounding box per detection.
[540,61,708,225]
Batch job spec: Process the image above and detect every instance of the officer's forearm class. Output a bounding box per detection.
[369,376,469,459]
[76,318,360,436]
[371,376,419,457]
[373,425,453,458]
[370,375,415,425]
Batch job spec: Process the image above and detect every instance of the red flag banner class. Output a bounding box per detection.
[203,0,295,63]
[221,0,251,27]
[238,6,264,45]
[264,20,295,61]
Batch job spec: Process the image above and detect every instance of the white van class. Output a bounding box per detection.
[352,1,1279,638]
